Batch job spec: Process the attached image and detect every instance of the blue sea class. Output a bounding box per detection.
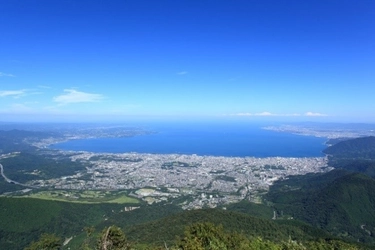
[51,122,327,157]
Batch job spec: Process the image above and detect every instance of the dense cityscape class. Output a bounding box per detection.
[19,151,330,210]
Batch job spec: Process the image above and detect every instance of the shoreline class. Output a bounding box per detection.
[46,136,327,159]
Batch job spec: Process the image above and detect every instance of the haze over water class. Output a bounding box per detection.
[51,123,327,157]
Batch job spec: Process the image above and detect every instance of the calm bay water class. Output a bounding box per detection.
[51,123,327,157]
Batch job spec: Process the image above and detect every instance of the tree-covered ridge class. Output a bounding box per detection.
[323,136,375,159]
[0,196,358,250]
[266,170,375,243]
[0,129,52,153]
[323,136,375,177]
[0,197,181,250]
[124,208,337,247]
[26,222,368,250]
[0,152,87,184]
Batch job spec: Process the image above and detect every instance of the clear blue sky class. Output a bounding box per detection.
[1,0,374,123]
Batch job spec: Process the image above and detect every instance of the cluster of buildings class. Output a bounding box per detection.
[26,151,331,209]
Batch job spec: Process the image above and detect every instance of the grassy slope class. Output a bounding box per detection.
[23,190,140,204]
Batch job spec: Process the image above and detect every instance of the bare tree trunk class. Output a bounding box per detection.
[101,226,111,250]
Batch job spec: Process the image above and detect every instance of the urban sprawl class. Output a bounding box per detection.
[26,151,330,210]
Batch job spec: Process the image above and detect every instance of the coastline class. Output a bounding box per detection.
[47,126,327,158]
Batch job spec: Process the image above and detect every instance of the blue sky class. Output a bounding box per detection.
[0,0,374,123]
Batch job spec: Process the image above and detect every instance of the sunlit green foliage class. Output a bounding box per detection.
[177,222,231,250]
[97,225,131,250]
[24,233,61,250]
[80,226,96,250]
[174,222,363,250]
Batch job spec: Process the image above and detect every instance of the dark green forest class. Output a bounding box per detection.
[1,152,86,182]
[1,197,368,250]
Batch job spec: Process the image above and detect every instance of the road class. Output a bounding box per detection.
[0,163,21,185]
[0,163,36,188]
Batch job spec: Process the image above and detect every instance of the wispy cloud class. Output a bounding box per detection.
[228,111,328,117]
[304,112,328,117]
[177,71,188,75]
[255,112,275,116]
[0,89,27,98]
[53,89,104,105]
[0,103,36,114]
[8,103,34,112]
[0,72,15,77]
[230,112,301,117]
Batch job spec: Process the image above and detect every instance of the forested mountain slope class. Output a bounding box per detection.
[324,136,375,159]
[267,170,375,243]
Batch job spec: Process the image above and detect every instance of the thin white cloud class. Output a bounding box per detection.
[304,112,328,117]
[0,89,27,98]
[53,89,104,105]
[233,113,253,116]
[0,72,15,77]
[177,71,188,75]
[8,103,34,112]
[0,103,35,114]
[229,112,301,117]
[255,112,274,116]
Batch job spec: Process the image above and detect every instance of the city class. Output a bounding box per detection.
[22,151,330,210]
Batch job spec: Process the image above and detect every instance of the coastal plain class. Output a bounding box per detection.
[2,123,374,210]
[3,151,330,210]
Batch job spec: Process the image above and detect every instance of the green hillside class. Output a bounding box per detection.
[0,196,346,250]
[0,152,86,183]
[122,208,333,248]
[266,170,375,243]
[0,197,128,249]
[0,130,49,153]
[323,136,375,159]
[2,181,374,249]
[0,197,187,250]
[323,136,375,177]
